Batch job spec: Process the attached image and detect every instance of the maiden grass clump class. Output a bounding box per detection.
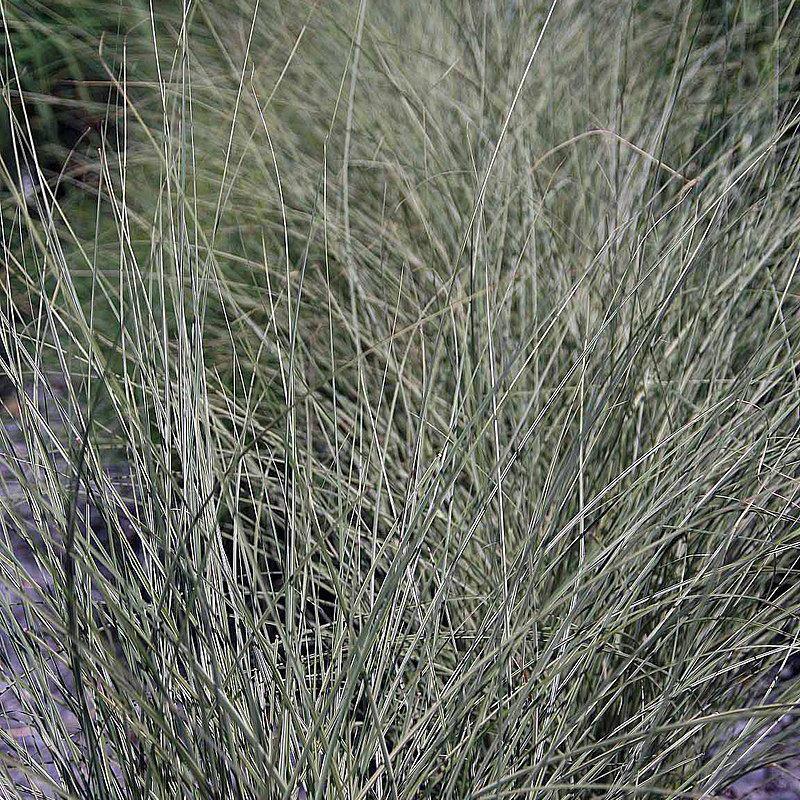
[0,1,799,797]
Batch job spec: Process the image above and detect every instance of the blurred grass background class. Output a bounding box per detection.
[0,1,799,798]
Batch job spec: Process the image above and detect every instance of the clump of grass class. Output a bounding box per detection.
[0,1,799,798]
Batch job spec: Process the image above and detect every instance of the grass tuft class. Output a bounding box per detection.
[0,1,799,798]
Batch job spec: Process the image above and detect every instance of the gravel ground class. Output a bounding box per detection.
[701,652,800,799]
[0,381,136,798]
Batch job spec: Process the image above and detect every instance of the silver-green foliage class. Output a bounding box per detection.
[0,1,799,798]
